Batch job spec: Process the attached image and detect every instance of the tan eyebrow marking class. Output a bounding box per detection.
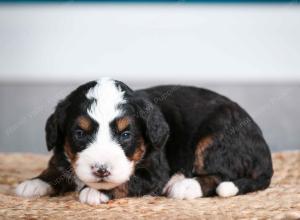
[116,117,130,132]
[77,116,92,131]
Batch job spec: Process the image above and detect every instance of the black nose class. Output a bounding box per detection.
[92,165,110,178]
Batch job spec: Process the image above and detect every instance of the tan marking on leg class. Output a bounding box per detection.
[193,135,214,174]
[116,117,130,132]
[111,182,129,199]
[196,175,220,196]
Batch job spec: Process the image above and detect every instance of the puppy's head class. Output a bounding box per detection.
[45,78,169,190]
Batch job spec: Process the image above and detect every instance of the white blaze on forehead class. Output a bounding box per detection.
[86,78,126,127]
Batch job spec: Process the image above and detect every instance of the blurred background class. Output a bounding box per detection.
[0,1,299,153]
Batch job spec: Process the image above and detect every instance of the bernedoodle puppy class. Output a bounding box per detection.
[16,78,273,205]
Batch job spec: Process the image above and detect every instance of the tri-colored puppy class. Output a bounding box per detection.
[16,78,273,205]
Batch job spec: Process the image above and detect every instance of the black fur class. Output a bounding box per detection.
[32,80,273,200]
[131,96,170,149]
[137,85,273,196]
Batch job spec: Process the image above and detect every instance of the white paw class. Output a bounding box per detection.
[15,179,53,198]
[162,173,185,195]
[164,175,202,199]
[79,187,109,205]
[216,181,239,197]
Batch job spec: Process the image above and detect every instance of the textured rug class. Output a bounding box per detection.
[0,152,299,220]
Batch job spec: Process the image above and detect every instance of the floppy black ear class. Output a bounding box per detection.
[45,100,68,151]
[135,98,170,149]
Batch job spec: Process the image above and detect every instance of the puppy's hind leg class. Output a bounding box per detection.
[162,173,202,199]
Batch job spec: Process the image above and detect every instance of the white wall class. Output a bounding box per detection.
[0,4,299,84]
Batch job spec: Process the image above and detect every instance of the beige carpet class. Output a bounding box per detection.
[0,152,299,220]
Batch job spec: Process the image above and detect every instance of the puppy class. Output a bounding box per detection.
[16,78,273,205]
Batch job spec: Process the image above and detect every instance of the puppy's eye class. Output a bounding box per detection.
[74,129,86,140]
[120,131,132,141]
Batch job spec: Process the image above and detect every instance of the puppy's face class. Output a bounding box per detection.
[46,78,169,190]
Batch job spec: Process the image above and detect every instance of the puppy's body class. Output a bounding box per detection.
[138,85,273,197]
[16,79,273,204]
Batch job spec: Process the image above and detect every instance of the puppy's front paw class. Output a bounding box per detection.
[79,187,109,205]
[15,179,53,198]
